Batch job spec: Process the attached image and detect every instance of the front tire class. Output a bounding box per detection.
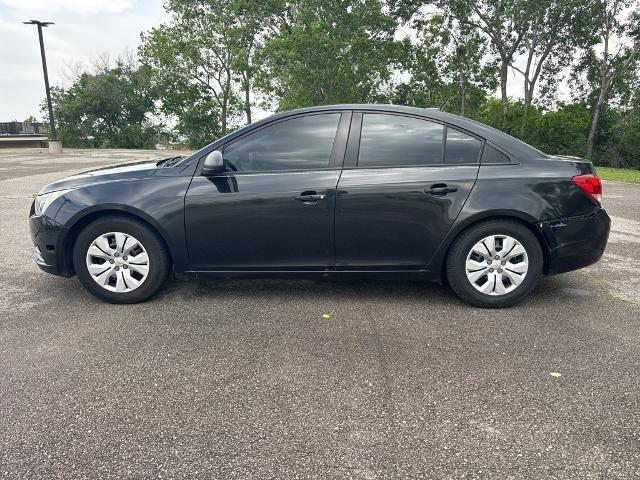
[73,216,171,303]
[446,220,543,308]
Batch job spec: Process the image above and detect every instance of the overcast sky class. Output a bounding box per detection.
[0,0,169,121]
[0,0,547,123]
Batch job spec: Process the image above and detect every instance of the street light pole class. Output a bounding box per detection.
[23,20,62,153]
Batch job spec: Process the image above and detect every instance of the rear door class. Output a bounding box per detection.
[335,112,481,269]
[185,111,350,270]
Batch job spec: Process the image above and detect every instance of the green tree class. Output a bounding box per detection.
[509,0,590,116]
[140,1,236,143]
[615,110,640,168]
[535,103,591,156]
[230,0,285,123]
[581,82,640,167]
[437,0,539,122]
[396,12,497,116]
[257,0,402,110]
[572,0,640,160]
[140,0,279,147]
[58,0,636,164]
[47,59,161,148]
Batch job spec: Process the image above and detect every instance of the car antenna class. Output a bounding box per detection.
[439,96,453,111]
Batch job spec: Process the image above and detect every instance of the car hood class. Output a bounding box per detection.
[38,159,167,194]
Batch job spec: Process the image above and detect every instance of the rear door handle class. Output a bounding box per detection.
[426,184,458,196]
[295,191,327,203]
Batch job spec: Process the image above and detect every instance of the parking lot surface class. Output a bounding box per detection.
[1,148,639,479]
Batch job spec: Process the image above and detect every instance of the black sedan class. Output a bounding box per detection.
[29,105,610,307]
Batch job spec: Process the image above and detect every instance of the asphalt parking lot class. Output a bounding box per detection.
[1,148,639,479]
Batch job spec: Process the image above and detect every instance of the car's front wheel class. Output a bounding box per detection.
[73,216,171,303]
[446,220,543,308]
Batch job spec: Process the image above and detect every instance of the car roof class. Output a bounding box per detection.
[277,104,548,161]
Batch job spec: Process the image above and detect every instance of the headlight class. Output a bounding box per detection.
[34,189,72,216]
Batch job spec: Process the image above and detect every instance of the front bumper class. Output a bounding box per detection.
[29,208,71,277]
[541,206,611,276]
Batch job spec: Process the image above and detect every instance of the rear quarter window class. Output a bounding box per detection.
[481,144,511,164]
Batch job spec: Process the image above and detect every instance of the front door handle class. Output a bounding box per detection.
[426,184,458,196]
[295,191,327,203]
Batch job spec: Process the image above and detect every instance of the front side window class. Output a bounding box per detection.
[223,113,341,172]
[358,114,444,167]
[444,128,483,164]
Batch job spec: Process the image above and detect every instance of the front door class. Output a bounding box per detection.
[335,112,481,269]
[185,112,350,271]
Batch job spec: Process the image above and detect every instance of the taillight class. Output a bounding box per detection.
[572,174,602,205]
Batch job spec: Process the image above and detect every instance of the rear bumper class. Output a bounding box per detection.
[29,210,72,277]
[541,207,610,275]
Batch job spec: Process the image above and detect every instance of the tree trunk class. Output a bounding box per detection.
[499,60,509,122]
[586,95,605,161]
[520,79,534,137]
[459,69,465,117]
[221,68,232,135]
[221,95,228,135]
[586,48,612,161]
[523,80,533,114]
[221,85,228,135]
[587,7,611,161]
[244,74,252,125]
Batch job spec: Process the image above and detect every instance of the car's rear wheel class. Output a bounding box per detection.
[73,216,170,303]
[446,220,543,308]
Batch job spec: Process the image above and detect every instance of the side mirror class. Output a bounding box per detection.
[202,150,224,176]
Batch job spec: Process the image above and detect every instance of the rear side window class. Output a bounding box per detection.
[358,114,444,167]
[444,128,482,164]
[481,144,511,164]
[223,113,340,172]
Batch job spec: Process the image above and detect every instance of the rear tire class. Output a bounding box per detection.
[446,220,543,308]
[73,216,171,303]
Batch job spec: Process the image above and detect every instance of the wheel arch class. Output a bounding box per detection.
[61,206,174,276]
[430,210,551,283]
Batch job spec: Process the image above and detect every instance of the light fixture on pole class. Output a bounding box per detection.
[23,19,62,153]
